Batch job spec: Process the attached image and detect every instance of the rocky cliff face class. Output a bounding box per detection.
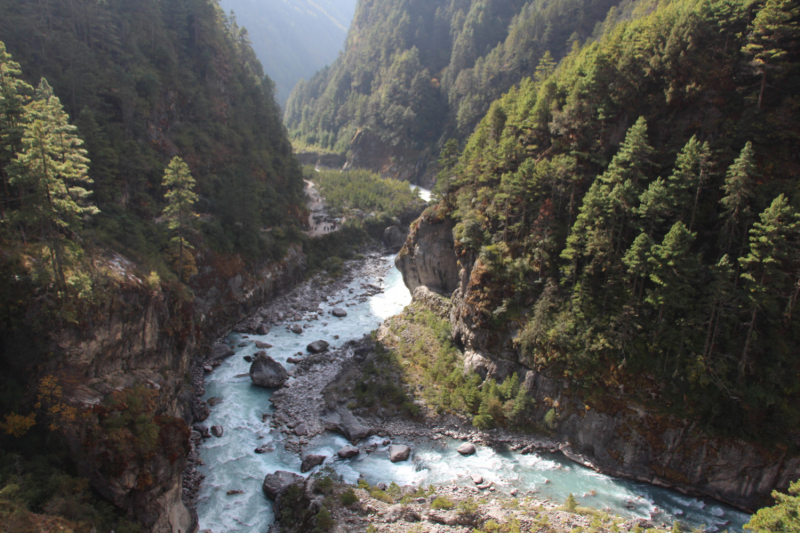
[346,129,436,188]
[397,214,800,513]
[52,247,307,533]
[395,208,460,296]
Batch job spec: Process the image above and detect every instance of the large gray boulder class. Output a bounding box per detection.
[249,352,289,388]
[337,445,360,459]
[300,454,326,473]
[322,407,372,443]
[332,308,347,318]
[388,445,411,463]
[208,344,234,361]
[306,340,330,354]
[383,226,408,252]
[457,442,476,456]
[290,324,303,334]
[262,471,304,500]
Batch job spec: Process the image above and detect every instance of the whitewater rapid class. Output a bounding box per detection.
[195,255,750,533]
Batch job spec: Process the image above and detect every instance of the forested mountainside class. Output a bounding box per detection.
[219,0,357,107]
[283,0,634,180]
[0,0,305,261]
[414,0,800,443]
[0,0,311,530]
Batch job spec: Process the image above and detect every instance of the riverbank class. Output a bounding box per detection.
[190,252,749,533]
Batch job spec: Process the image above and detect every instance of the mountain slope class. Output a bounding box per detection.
[399,0,800,445]
[219,0,357,107]
[284,0,629,184]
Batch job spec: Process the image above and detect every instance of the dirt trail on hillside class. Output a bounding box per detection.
[305,179,340,237]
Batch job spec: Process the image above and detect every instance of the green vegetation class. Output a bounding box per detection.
[339,488,359,506]
[432,0,800,442]
[309,167,422,218]
[380,301,535,427]
[745,479,800,532]
[285,0,627,159]
[431,495,455,510]
[161,157,198,282]
[0,451,142,533]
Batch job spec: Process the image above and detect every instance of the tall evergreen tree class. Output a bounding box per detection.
[720,142,757,256]
[738,194,800,379]
[161,157,198,283]
[742,0,800,108]
[666,135,712,231]
[0,42,32,220]
[10,79,97,293]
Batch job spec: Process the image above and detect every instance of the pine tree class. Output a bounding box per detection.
[623,232,654,303]
[10,79,97,293]
[646,221,701,369]
[0,42,32,220]
[667,135,712,231]
[161,156,198,283]
[534,50,557,83]
[738,194,800,379]
[742,0,800,108]
[635,177,674,236]
[720,142,757,255]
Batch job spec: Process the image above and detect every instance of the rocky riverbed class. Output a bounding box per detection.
[187,251,750,533]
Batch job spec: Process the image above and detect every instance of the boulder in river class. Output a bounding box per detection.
[471,474,483,485]
[332,308,347,318]
[290,324,303,334]
[306,340,330,354]
[322,407,373,443]
[249,352,289,388]
[255,341,273,349]
[294,423,308,436]
[255,443,275,454]
[211,425,224,438]
[457,442,476,456]
[337,445,360,459]
[208,344,234,361]
[243,355,253,363]
[388,444,411,462]
[262,471,304,500]
[300,454,326,473]
[256,323,270,335]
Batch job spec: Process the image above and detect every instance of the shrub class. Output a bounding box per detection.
[315,476,334,494]
[545,408,558,429]
[565,493,578,511]
[431,496,454,510]
[370,489,394,504]
[357,478,370,490]
[314,506,333,532]
[458,498,479,516]
[340,489,358,506]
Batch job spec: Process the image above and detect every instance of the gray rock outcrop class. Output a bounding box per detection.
[249,352,289,388]
[208,344,234,361]
[262,471,304,500]
[388,444,411,462]
[300,454,326,473]
[306,340,330,353]
[337,445,360,459]
[383,226,408,252]
[395,215,459,295]
[322,407,372,443]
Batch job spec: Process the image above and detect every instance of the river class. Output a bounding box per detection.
[195,255,750,532]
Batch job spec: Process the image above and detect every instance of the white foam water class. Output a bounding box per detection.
[195,255,751,533]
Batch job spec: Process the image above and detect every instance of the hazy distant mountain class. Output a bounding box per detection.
[219,0,357,107]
